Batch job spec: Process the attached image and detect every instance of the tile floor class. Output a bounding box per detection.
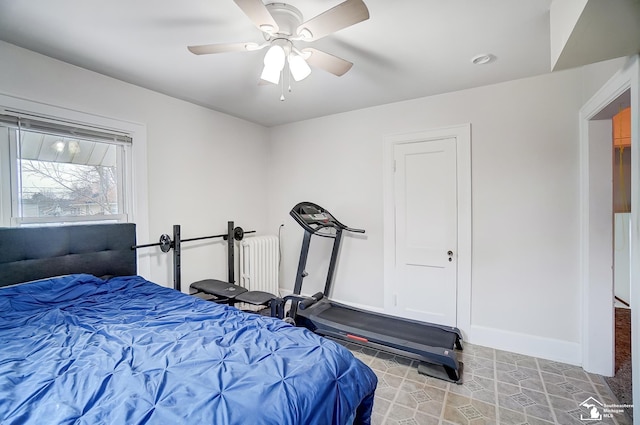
[340,341,633,425]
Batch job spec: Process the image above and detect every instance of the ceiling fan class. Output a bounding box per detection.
[187,0,370,91]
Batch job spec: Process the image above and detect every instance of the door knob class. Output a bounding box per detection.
[447,250,453,262]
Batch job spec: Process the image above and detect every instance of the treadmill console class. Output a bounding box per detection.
[290,202,365,235]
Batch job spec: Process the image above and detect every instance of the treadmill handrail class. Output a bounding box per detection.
[344,226,365,234]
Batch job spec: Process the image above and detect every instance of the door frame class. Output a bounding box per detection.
[383,124,471,333]
[579,54,638,386]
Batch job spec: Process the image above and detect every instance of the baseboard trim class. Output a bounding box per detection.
[467,325,581,366]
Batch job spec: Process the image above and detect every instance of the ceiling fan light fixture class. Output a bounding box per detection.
[263,44,286,69]
[189,0,371,99]
[289,53,311,81]
[261,45,286,84]
[260,65,281,84]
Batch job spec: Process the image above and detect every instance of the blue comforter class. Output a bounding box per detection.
[0,275,377,424]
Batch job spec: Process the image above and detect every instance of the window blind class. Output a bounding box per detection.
[0,112,132,145]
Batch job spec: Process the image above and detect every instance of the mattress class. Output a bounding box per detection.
[0,274,377,424]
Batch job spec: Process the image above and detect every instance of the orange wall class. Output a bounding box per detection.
[613,107,631,213]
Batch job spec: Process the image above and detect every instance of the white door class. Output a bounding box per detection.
[393,138,458,326]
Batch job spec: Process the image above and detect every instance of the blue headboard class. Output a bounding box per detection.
[0,223,137,287]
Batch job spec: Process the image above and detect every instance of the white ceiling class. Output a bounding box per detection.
[0,0,554,127]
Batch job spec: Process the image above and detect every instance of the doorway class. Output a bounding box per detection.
[579,55,638,419]
[590,92,633,410]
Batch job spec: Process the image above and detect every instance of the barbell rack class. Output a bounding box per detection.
[132,221,254,291]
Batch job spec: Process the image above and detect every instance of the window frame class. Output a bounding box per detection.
[6,126,131,226]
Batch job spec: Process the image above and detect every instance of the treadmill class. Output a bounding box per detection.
[289,201,464,383]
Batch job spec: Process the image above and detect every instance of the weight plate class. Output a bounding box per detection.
[159,234,172,252]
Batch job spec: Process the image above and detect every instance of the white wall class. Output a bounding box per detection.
[267,57,626,364]
[0,41,270,289]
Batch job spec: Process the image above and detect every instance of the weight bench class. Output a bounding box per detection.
[190,279,278,315]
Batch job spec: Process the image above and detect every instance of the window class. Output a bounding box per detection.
[0,113,132,226]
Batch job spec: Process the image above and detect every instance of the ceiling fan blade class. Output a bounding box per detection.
[297,0,369,41]
[233,0,279,34]
[302,48,353,76]
[188,42,258,55]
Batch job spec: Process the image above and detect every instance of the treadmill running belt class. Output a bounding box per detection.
[315,304,457,348]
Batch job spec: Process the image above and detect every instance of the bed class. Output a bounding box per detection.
[0,223,377,425]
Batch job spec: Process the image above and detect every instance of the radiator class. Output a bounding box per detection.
[239,235,279,295]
